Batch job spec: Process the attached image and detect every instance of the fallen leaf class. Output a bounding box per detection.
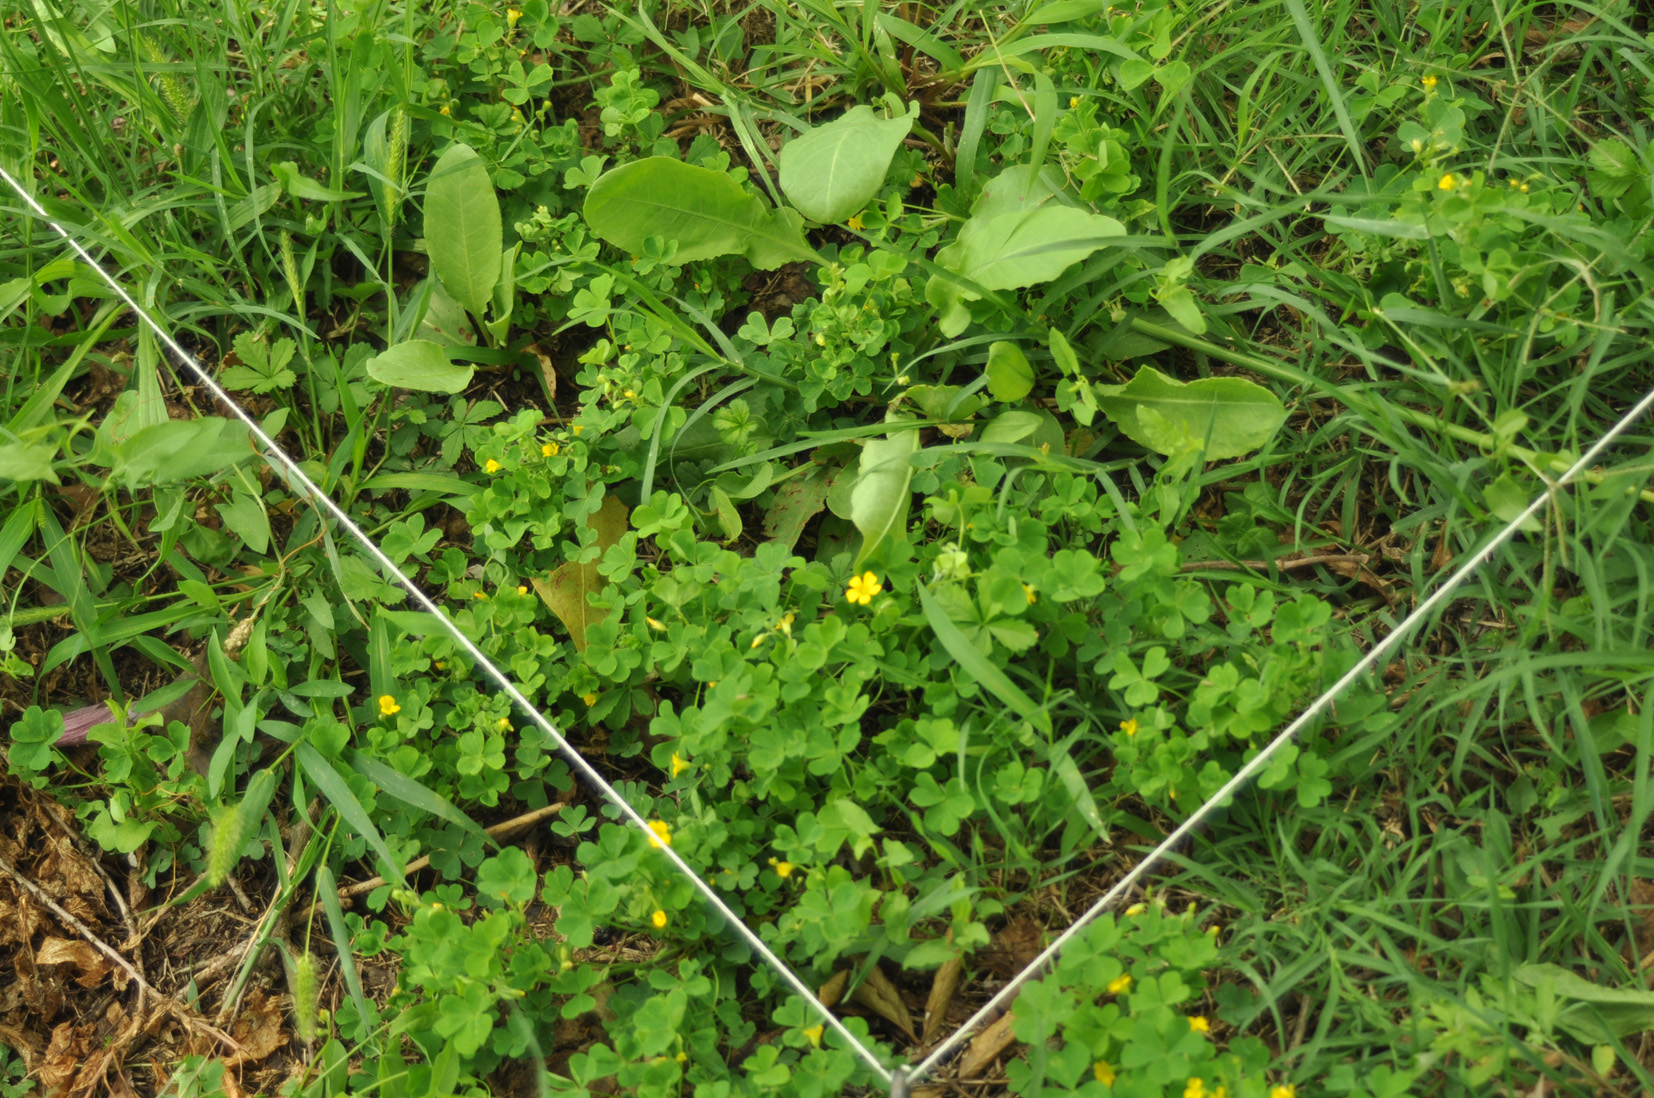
[956,1011,1017,1079]
[35,938,110,988]
[223,989,290,1068]
[849,965,916,1042]
[817,969,849,1008]
[533,495,629,652]
[922,955,963,1045]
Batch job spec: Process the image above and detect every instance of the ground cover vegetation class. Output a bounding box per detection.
[2,0,1654,1095]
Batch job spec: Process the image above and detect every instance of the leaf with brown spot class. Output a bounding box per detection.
[922,954,963,1045]
[849,965,916,1042]
[35,938,110,988]
[532,495,630,652]
[761,464,830,551]
[956,1010,1018,1079]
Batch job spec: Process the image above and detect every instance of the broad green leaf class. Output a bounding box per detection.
[424,143,502,317]
[917,585,1051,733]
[533,495,629,652]
[215,487,271,555]
[1093,365,1285,460]
[366,339,475,393]
[111,418,253,487]
[0,441,58,484]
[296,743,406,886]
[1515,963,1654,1044]
[412,279,478,348]
[1484,471,1542,531]
[980,410,1043,445]
[778,103,917,224]
[955,205,1125,290]
[583,157,819,269]
[850,422,921,565]
[985,341,1034,401]
[271,160,364,202]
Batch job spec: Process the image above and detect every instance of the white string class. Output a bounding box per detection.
[908,382,1654,1083]
[0,164,897,1086]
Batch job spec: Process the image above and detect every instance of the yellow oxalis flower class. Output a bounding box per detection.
[1120,717,1139,737]
[1185,1079,1207,1098]
[1437,173,1457,191]
[845,571,883,605]
[671,752,691,778]
[1107,973,1132,994]
[1189,1016,1211,1034]
[847,214,865,231]
[647,820,672,848]
[378,695,401,717]
[651,908,668,928]
[542,441,559,457]
[1125,902,1147,916]
[1421,74,1437,89]
[1094,1061,1116,1086]
[582,692,598,706]
[768,857,795,878]
[484,458,501,473]
[1023,583,1037,604]
[803,1025,823,1048]
[1271,1087,1296,1098]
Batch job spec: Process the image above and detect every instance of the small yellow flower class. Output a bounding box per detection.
[1095,1061,1116,1086]
[496,717,512,731]
[651,908,668,928]
[473,590,487,599]
[440,104,451,116]
[622,389,636,400]
[1069,95,1080,108]
[1421,74,1437,90]
[542,441,559,457]
[1107,973,1132,995]
[485,458,502,474]
[1189,1016,1211,1034]
[647,820,672,848]
[769,857,794,878]
[675,1051,687,1063]
[815,333,827,346]
[1208,924,1222,937]
[1437,173,1457,191]
[434,661,446,670]
[1185,1079,1207,1098]
[671,752,690,778]
[517,585,528,595]
[752,633,768,649]
[1121,717,1139,737]
[1023,584,1037,605]
[1215,1089,1228,1098]
[845,571,883,605]
[378,695,401,717]
[1519,182,1530,193]
[647,616,667,631]
[847,214,865,231]
[507,8,523,26]
[1125,902,1147,916]
[1271,1087,1296,1098]
[803,1025,823,1048]
[582,692,598,706]
[572,424,584,435]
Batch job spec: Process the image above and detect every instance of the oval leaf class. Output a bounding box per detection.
[985,341,1034,401]
[778,103,916,224]
[1093,365,1285,460]
[583,157,819,269]
[850,423,920,565]
[366,339,474,394]
[424,143,502,317]
[955,204,1125,290]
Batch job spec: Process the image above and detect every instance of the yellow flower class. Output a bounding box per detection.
[582,692,598,707]
[847,214,865,231]
[651,908,668,928]
[815,333,827,346]
[1519,182,1530,193]
[517,585,528,595]
[1023,583,1037,604]
[1125,902,1147,916]
[623,389,636,400]
[671,752,691,778]
[647,820,672,848]
[1189,1016,1210,1034]
[434,661,445,670]
[1437,173,1457,191]
[1185,1079,1207,1098]
[1094,1061,1116,1086]
[647,616,666,631]
[440,104,451,116]
[473,591,487,599]
[507,8,523,25]
[1120,717,1139,737]
[751,634,768,649]
[774,859,794,878]
[572,424,584,435]
[496,717,512,731]
[1421,74,1437,90]
[542,441,559,457]
[803,1024,824,1048]
[1107,973,1131,995]
[378,695,401,717]
[1069,95,1080,108]
[484,458,501,473]
[1215,1089,1228,1098]
[675,1051,687,1063]
[845,571,883,605]
[1271,1087,1296,1098]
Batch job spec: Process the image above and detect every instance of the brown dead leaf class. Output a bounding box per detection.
[39,836,104,900]
[956,1011,1018,1079]
[849,965,916,1042]
[922,955,963,1045]
[525,342,557,401]
[817,969,849,1008]
[35,938,111,988]
[37,1022,87,1096]
[223,990,288,1069]
[532,495,629,652]
[982,915,1043,978]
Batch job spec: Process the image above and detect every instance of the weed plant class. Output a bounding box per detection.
[3,0,1654,1096]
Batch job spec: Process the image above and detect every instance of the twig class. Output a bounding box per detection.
[336,802,569,899]
[0,850,242,1054]
[1177,553,1374,574]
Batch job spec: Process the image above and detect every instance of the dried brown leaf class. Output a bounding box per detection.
[956,1011,1018,1079]
[922,955,963,1045]
[35,937,110,988]
[849,965,916,1042]
[817,969,849,1008]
